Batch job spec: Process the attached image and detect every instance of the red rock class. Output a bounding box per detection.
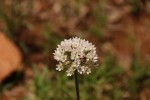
[0,32,22,83]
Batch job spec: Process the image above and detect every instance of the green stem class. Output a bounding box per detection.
[74,70,80,100]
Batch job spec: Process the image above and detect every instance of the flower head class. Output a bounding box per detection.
[53,37,99,76]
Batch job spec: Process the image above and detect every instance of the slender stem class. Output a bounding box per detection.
[74,70,80,100]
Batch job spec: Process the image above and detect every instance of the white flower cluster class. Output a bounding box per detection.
[53,37,98,76]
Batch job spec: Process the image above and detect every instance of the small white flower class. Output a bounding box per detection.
[56,62,64,71]
[53,37,99,76]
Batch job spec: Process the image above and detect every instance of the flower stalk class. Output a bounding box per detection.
[74,70,80,100]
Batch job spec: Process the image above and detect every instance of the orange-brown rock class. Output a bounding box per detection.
[0,32,22,83]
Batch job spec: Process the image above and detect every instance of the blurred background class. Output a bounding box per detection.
[0,0,150,100]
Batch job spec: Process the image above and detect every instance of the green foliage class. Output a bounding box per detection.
[0,0,33,39]
[33,66,51,100]
[1,54,150,100]
[75,0,90,4]
[24,55,125,100]
[97,55,124,83]
[43,23,62,53]
[23,65,74,100]
[128,54,150,99]
[0,84,11,94]
[0,0,33,57]
[130,0,145,14]
[93,0,107,27]
[49,72,75,100]
[90,0,107,40]
[24,66,52,100]
[90,25,105,40]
